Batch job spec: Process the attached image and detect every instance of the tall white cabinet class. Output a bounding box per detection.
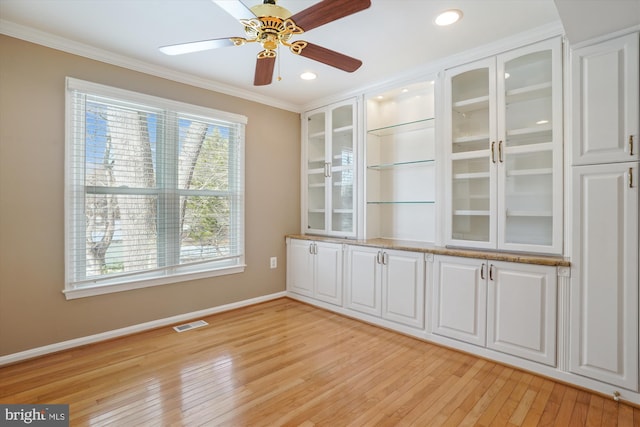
[443,38,563,254]
[569,32,640,391]
[302,98,358,237]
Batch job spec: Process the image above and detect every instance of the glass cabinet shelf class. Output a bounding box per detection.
[309,131,325,139]
[452,95,490,113]
[507,124,552,137]
[506,168,553,177]
[367,118,435,137]
[454,210,491,216]
[367,159,434,170]
[333,125,354,134]
[453,134,490,144]
[506,210,552,217]
[453,171,491,180]
[367,200,435,205]
[506,81,551,103]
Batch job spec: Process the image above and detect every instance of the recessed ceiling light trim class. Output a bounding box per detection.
[300,72,317,80]
[435,9,463,26]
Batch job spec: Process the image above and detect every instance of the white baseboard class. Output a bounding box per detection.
[0,291,287,367]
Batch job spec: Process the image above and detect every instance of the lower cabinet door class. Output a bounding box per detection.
[570,163,639,390]
[486,261,557,366]
[314,241,344,306]
[345,246,382,316]
[432,256,487,346]
[382,250,425,328]
[286,239,314,297]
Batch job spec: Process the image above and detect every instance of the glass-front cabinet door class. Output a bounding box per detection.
[497,39,562,253]
[444,37,562,254]
[306,110,327,231]
[303,98,357,237]
[446,58,497,248]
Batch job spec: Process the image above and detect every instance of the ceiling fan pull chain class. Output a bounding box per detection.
[277,44,282,81]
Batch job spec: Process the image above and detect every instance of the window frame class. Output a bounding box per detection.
[64,77,247,300]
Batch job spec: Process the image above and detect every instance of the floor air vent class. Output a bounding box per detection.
[173,320,208,333]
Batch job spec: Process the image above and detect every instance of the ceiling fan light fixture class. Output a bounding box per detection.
[250,0,292,20]
[435,9,462,26]
[300,71,317,80]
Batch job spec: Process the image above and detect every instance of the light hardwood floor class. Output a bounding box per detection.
[1,298,639,426]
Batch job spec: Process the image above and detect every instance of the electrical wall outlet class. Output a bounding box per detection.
[270,257,277,269]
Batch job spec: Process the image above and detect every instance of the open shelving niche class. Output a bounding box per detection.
[365,80,436,243]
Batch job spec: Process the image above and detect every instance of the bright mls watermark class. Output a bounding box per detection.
[0,405,69,426]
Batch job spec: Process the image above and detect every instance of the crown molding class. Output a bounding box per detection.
[301,21,566,112]
[0,19,302,113]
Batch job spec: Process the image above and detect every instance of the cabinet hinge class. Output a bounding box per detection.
[557,266,571,278]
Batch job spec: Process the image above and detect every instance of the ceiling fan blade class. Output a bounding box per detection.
[290,0,371,32]
[212,0,256,21]
[160,38,237,55]
[254,56,276,86]
[298,42,362,72]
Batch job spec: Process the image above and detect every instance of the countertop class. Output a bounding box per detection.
[286,234,571,267]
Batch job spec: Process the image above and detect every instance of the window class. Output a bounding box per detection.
[65,78,246,299]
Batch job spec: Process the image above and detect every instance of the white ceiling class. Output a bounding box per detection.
[0,0,638,111]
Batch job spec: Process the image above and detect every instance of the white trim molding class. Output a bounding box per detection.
[0,19,301,113]
[0,292,287,366]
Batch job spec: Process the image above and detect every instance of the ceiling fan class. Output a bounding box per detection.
[159,0,371,86]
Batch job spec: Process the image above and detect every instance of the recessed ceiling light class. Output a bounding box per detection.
[536,120,549,125]
[300,72,317,80]
[435,9,462,26]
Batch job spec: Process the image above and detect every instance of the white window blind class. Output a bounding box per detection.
[65,78,246,298]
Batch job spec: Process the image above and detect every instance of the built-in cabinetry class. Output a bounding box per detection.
[569,32,639,391]
[365,81,436,242]
[570,163,638,390]
[443,38,563,254]
[344,245,425,328]
[286,238,344,306]
[432,255,557,366]
[571,33,639,165]
[302,98,358,237]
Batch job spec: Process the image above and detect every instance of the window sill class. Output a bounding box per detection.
[63,265,246,300]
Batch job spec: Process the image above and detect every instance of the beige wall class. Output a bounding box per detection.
[0,35,301,356]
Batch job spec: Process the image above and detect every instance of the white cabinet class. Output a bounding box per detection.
[345,245,425,328]
[571,33,639,165]
[444,38,563,254]
[286,238,344,306]
[365,80,436,242]
[432,256,487,346]
[302,98,358,237]
[570,162,639,391]
[432,255,557,366]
